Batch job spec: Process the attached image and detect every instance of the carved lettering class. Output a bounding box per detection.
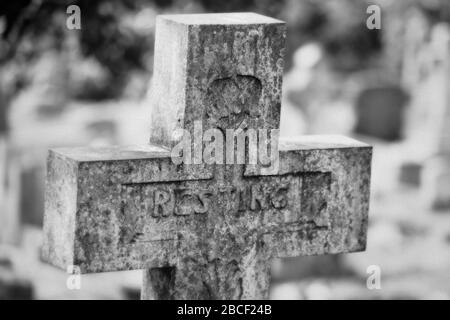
[205,75,262,130]
[120,172,331,222]
[196,191,213,214]
[250,184,266,211]
[271,183,289,209]
[153,189,174,217]
[174,189,212,215]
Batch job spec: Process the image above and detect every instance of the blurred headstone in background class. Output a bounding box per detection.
[1,73,8,242]
[398,11,450,210]
[85,120,118,147]
[0,73,21,245]
[395,6,432,187]
[0,267,33,300]
[421,24,450,210]
[399,162,423,186]
[0,150,21,244]
[0,246,34,299]
[354,85,408,141]
[401,9,444,151]
[20,162,45,227]
[281,42,322,137]
[281,0,382,138]
[7,42,70,231]
[272,255,354,283]
[0,86,7,242]
[0,85,7,135]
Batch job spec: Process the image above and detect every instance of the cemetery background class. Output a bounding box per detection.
[1,0,450,299]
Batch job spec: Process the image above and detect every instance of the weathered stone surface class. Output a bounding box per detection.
[149,13,285,148]
[43,136,371,299]
[42,13,372,300]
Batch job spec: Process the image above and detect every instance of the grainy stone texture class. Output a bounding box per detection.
[42,13,372,300]
[149,13,285,148]
[43,137,371,299]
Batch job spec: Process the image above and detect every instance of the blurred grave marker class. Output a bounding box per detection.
[354,85,408,142]
[42,13,372,299]
[421,24,450,210]
[0,153,21,244]
[20,163,45,227]
[0,247,34,299]
[399,20,450,209]
[0,84,21,245]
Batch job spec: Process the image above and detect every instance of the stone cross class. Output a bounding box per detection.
[42,13,372,299]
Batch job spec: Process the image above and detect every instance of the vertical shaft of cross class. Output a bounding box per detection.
[141,165,273,300]
[142,267,175,300]
[142,247,272,299]
[143,13,286,299]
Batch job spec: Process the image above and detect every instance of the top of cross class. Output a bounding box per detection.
[158,12,284,26]
[149,12,286,149]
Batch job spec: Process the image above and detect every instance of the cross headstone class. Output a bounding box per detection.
[42,13,372,299]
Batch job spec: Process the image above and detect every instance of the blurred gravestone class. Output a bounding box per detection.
[272,255,354,283]
[7,49,71,231]
[399,162,423,186]
[0,267,34,300]
[0,84,7,242]
[399,20,450,209]
[33,51,69,118]
[354,86,408,141]
[0,88,7,135]
[397,9,434,186]
[0,154,21,244]
[0,84,21,244]
[0,248,34,299]
[20,163,45,227]
[421,24,450,210]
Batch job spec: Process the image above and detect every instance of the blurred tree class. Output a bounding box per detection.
[319,0,382,72]
[418,0,450,22]
[3,0,445,102]
[0,0,157,100]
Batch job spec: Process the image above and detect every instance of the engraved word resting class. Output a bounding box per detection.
[121,172,331,218]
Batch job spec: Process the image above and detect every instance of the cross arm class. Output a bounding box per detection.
[42,135,371,275]
[42,145,213,273]
[245,135,372,258]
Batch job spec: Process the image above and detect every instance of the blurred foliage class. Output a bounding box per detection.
[318,0,381,72]
[0,0,159,100]
[417,0,450,22]
[0,0,447,102]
